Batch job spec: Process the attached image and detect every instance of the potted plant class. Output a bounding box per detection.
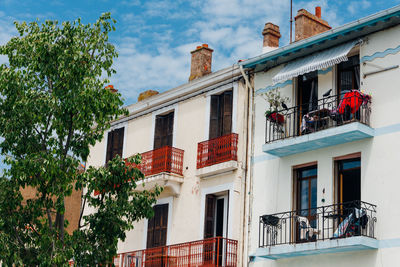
[262,88,289,124]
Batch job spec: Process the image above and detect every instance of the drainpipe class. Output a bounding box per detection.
[239,65,255,266]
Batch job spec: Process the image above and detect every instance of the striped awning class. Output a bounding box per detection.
[272,40,359,84]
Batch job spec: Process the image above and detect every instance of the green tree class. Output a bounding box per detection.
[0,14,161,266]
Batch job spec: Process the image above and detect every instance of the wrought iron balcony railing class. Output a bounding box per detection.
[265,91,371,143]
[116,237,238,267]
[137,146,184,177]
[197,133,238,169]
[259,200,377,248]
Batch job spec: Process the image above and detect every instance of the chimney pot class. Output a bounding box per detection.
[315,6,321,18]
[189,44,213,81]
[105,84,118,93]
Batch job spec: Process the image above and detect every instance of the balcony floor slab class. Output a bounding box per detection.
[263,122,374,157]
[135,172,184,196]
[196,160,238,178]
[254,236,378,260]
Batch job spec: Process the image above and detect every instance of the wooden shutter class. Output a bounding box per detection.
[209,95,220,139]
[106,131,114,163]
[204,194,216,238]
[154,116,164,149]
[147,204,169,248]
[165,112,174,147]
[222,91,233,136]
[106,127,124,163]
[154,112,174,149]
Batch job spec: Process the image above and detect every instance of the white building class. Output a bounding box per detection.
[240,5,400,267]
[85,44,252,266]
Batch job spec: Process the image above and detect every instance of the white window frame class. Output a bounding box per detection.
[199,183,234,239]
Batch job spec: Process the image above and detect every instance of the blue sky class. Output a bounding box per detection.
[1,0,400,106]
[0,0,399,173]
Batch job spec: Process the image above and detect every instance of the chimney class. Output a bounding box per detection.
[189,44,213,81]
[295,7,331,42]
[262,23,281,53]
[138,90,159,101]
[105,84,118,93]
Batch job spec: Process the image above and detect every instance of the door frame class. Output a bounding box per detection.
[199,183,234,240]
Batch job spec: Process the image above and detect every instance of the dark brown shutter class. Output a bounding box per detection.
[147,204,169,248]
[209,95,220,139]
[106,127,124,163]
[154,112,174,149]
[222,91,233,136]
[204,194,216,238]
[165,112,174,147]
[106,131,114,163]
[114,127,124,158]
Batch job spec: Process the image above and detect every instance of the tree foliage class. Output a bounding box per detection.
[0,13,161,266]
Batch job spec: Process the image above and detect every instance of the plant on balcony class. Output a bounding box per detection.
[263,88,289,124]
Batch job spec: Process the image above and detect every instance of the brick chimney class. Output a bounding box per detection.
[189,44,213,81]
[262,23,281,53]
[295,7,331,42]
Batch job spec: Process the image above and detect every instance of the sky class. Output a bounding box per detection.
[1,0,399,106]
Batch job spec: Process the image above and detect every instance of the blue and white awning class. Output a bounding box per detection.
[272,40,359,84]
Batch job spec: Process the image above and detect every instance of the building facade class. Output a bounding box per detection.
[241,5,400,267]
[85,44,251,266]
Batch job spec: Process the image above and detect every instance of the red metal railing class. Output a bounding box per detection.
[197,133,238,169]
[138,146,184,176]
[116,237,238,267]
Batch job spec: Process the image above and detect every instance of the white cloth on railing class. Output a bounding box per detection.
[296,216,319,240]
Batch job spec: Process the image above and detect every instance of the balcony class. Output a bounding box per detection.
[256,201,377,260]
[115,237,238,267]
[133,146,184,196]
[263,91,373,157]
[196,133,239,178]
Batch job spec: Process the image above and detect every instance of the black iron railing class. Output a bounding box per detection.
[259,200,377,248]
[265,91,371,143]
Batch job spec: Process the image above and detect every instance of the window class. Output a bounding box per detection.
[336,157,361,206]
[294,165,317,242]
[106,127,124,163]
[337,55,360,97]
[154,111,174,150]
[146,204,169,248]
[209,90,233,139]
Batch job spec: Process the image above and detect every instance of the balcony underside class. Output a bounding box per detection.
[263,122,374,157]
[135,172,184,196]
[254,236,378,260]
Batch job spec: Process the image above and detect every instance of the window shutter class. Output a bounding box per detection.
[165,112,174,147]
[154,116,164,149]
[209,95,220,139]
[204,194,216,238]
[106,127,124,163]
[106,131,114,163]
[114,127,124,158]
[147,204,168,248]
[222,90,233,136]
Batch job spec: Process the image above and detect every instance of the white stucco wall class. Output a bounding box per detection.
[85,78,248,266]
[249,24,400,266]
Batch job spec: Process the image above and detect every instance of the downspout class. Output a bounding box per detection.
[240,65,255,266]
